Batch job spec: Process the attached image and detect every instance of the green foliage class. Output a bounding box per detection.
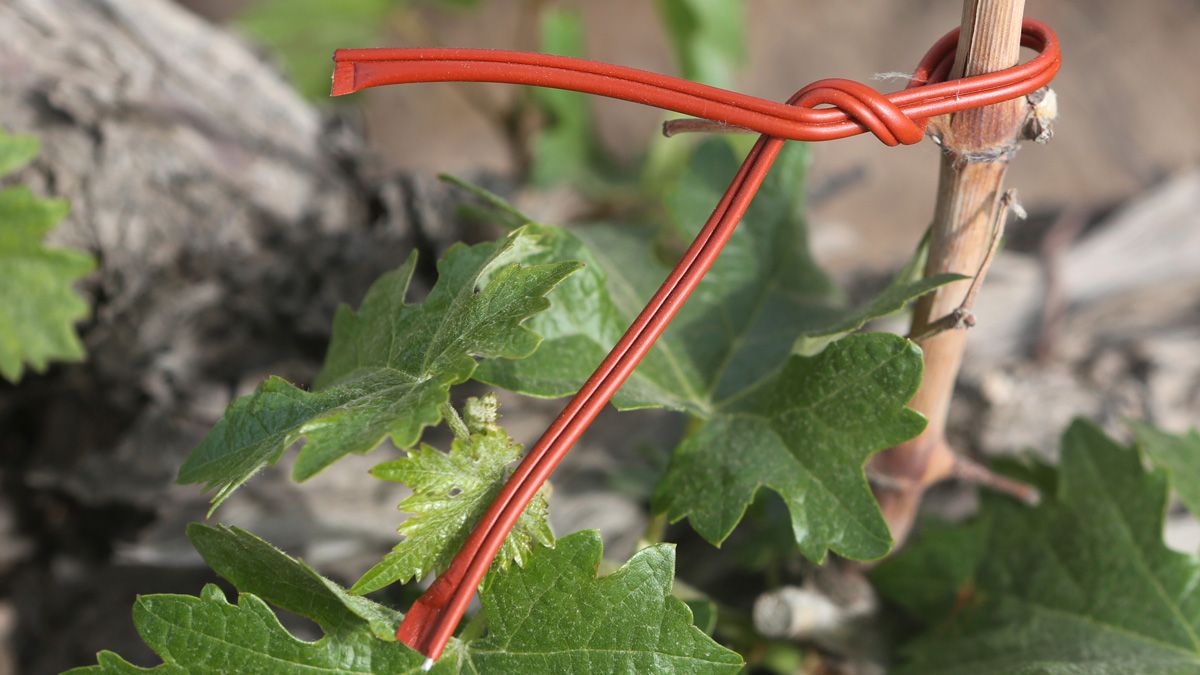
[352,395,554,594]
[1132,420,1200,518]
[188,524,403,640]
[464,530,743,673]
[655,0,745,88]
[641,0,748,190]
[68,585,435,674]
[238,0,479,101]
[477,140,839,411]
[530,8,596,187]
[177,228,580,512]
[654,333,925,561]
[69,525,437,674]
[0,128,94,383]
[474,140,951,560]
[874,420,1200,674]
[71,525,738,673]
[0,129,39,175]
[793,231,964,356]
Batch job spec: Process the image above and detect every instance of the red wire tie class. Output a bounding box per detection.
[331,18,1060,666]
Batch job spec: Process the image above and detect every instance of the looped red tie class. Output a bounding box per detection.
[332,18,1060,665]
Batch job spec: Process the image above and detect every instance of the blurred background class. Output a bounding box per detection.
[1,0,1197,672]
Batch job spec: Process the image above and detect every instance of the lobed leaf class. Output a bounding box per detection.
[477,139,843,414]
[71,525,737,674]
[67,585,440,674]
[70,525,447,674]
[178,227,580,512]
[654,333,925,561]
[352,396,554,595]
[462,530,743,673]
[0,128,94,383]
[874,420,1200,674]
[188,523,402,640]
[474,140,947,560]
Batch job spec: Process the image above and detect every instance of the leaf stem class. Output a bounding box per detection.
[442,401,470,440]
[639,513,668,547]
[906,188,1022,343]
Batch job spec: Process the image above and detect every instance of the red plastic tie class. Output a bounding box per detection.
[331,19,1060,664]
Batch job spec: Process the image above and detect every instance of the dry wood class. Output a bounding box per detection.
[870,0,1032,545]
[0,0,427,508]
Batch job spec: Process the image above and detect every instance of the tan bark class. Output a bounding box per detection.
[872,0,1030,545]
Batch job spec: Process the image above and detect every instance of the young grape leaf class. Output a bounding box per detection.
[352,395,554,595]
[475,140,945,560]
[1131,420,1200,518]
[178,227,580,512]
[0,129,95,383]
[460,529,743,673]
[188,523,402,640]
[874,419,1200,674]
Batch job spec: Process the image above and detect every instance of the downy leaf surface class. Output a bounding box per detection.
[352,395,554,594]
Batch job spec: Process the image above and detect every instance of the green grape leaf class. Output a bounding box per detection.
[477,139,842,414]
[188,523,402,640]
[0,129,94,383]
[653,333,925,561]
[655,0,745,88]
[352,395,554,595]
[475,140,945,560]
[1132,420,1200,518]
[66,585,447,674]
[71,527,737,674]
[461,530,743,673]
[70,525,455,673]
[874,419,1200,674]
[178,227,580,512]
[868,516,992,624]
[530,8,596,187]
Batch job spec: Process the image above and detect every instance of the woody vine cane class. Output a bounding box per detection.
[333,18,1061,664]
